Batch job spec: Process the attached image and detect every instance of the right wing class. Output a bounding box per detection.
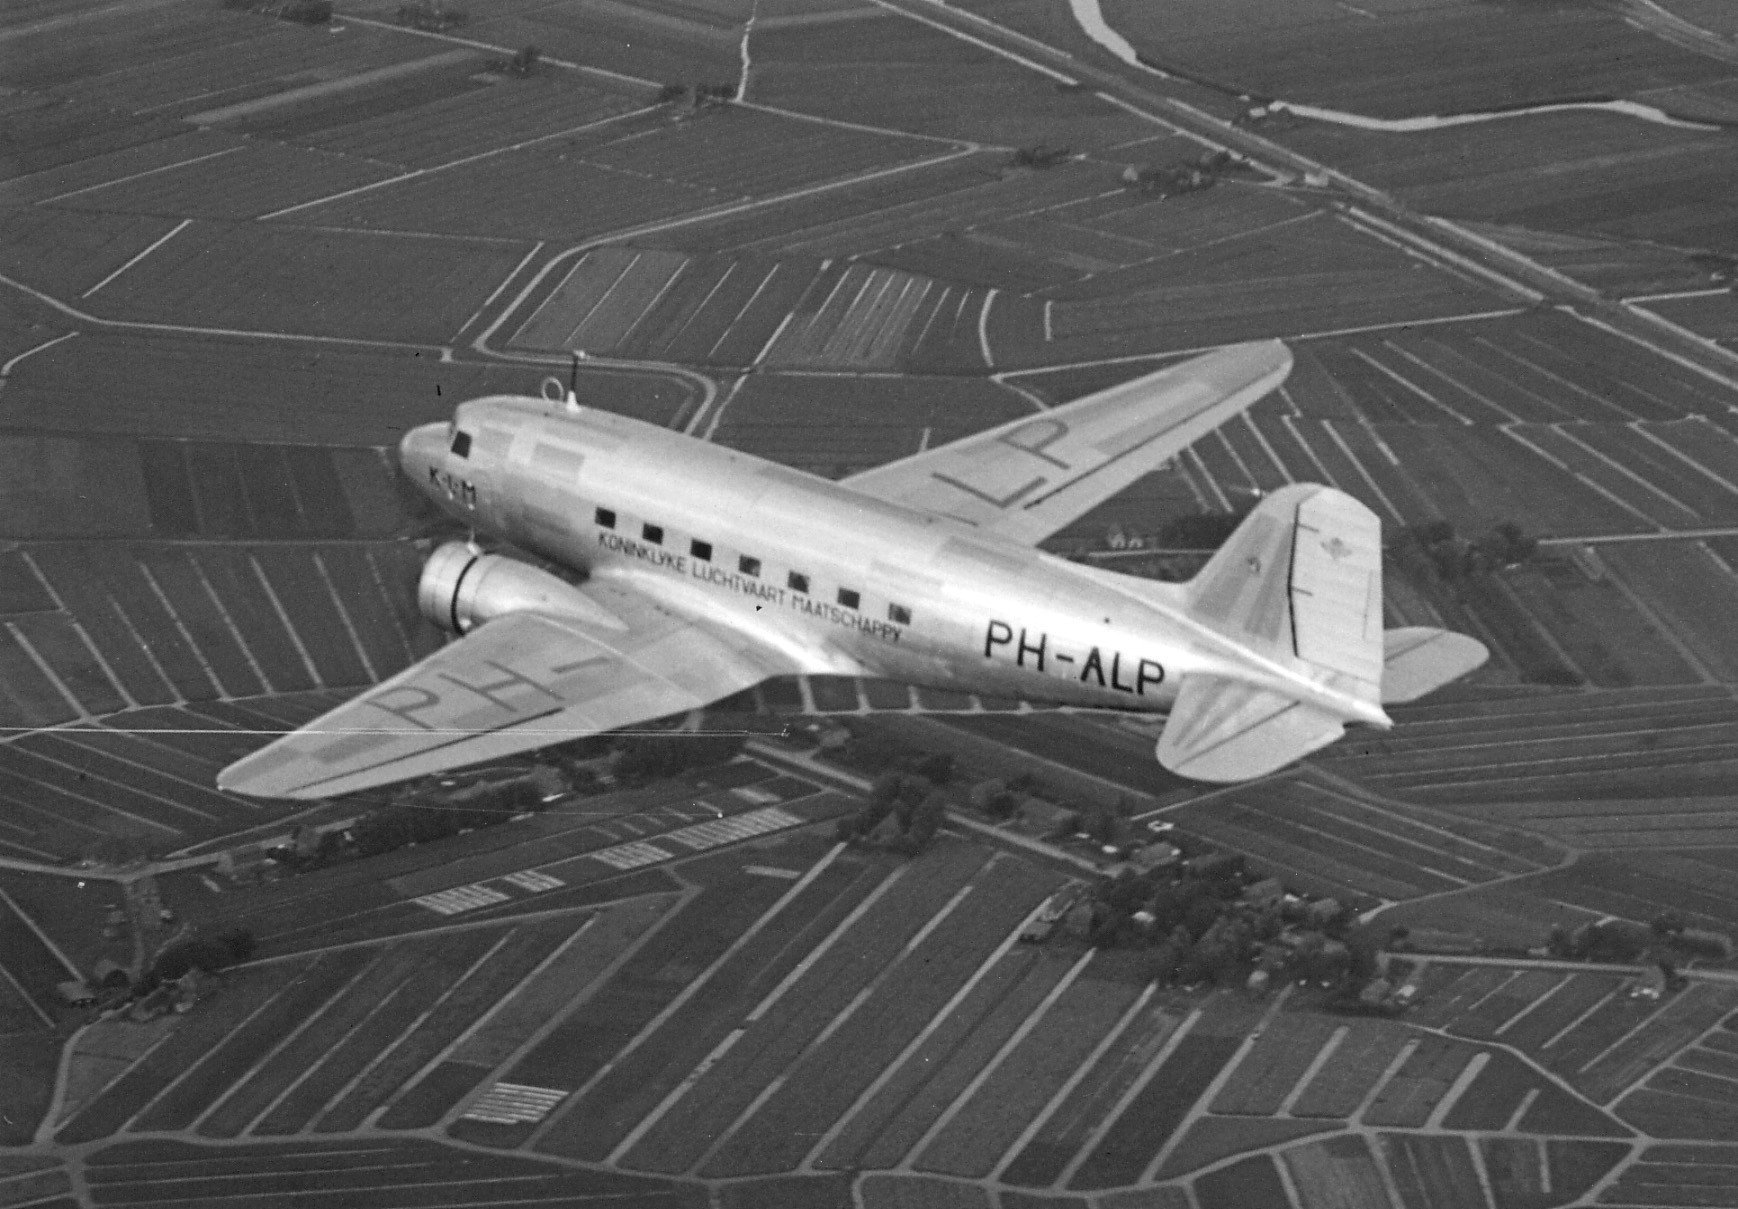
[842,340,1291,546]
[218,587,798,800]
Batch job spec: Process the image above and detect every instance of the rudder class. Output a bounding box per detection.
[1185,484,1384,700]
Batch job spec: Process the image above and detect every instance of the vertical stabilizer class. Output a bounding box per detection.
[1185,484,1384,702]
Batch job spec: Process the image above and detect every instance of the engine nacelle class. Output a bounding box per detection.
[417,542,620,635]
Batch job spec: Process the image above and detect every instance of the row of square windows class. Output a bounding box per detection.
[595,508,914,626]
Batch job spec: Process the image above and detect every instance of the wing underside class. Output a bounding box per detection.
[219,590,796,800]
[842,340,1292,545]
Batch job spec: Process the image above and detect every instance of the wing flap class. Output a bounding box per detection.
[219,597,793,800]
[1156,673,1345,782]
[843,340,1291,545]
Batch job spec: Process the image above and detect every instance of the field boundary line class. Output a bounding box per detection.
[441,892,685,1131]
[80,219,191,300]
[1499,427,1662,531]
[1142,986,1297,1183]
[186,947,386,1136]
[690,880,980,1175]
[360,914,598,1128]
[3,622,94,732]
[35,147,243,206]
[0,330,77,385]
[1052,1001,1202,1189]
[986,979,1158,1182]
[813,886,1059,1174]
[456,241,546,342]
[471,148,977,356]
[1553,426,1700,517]
[311,552,380,684]
[1350,1037,1419,1123]
[1632,423,1738,495]
[257,107,656,221]
[1425,1050,1490,1130]
[866,0,1079,85]
[903,946,1096,1175]
[1593,304,1738,391]
[339,14,659,90]
[243,555,324,690]
[1276,1024,1348,1115]
[524,844,850,1148]
[1595,556,1722,684]
[113,962,310,1136]
[308,930,514,1132]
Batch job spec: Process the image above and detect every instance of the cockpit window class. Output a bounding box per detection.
[450,431,472,458]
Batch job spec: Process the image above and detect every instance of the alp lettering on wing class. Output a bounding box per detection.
[983,619,1163,695]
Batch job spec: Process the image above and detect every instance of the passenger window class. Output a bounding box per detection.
[691,539,712,561]
[788,571,809,594]
[739,555,761,577]
[889,603,912,625]
[595,507,615,529]
[837,588,860,609]
[643,523,663,545]
[450,431,472,458]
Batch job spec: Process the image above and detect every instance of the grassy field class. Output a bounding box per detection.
[751,12,1155,149]
[1285,111,1738,253]
[1101,0,1734,116]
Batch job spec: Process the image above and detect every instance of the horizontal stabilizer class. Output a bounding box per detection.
[1381,627,1489,704]
[1156,673,1346,783]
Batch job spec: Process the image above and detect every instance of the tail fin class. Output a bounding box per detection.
[1185,484,1384,700]
[1156,488,1488,781]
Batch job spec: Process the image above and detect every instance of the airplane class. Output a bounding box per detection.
[219,340,1487,800]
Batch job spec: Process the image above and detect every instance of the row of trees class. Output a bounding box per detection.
[612,733,745,784]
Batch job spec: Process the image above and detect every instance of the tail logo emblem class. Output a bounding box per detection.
[1322,536,1352,561]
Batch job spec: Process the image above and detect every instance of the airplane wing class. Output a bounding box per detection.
[218,585,797,800]
[842,340,1292,546]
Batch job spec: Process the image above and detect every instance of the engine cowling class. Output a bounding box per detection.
[416,542,620,635]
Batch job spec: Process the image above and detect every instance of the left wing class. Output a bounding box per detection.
[218,589,796,800]
[842,340,1291,546]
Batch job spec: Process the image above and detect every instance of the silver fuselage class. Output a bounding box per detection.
[400,398,1308,716]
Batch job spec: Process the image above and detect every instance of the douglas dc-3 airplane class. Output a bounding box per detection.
[220,341,1487,800]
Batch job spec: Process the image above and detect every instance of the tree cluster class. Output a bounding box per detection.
[1010,144,1071,169]
[1068,856,1367,994]
[611,733,745,784]
[1391,519,1538,584]
[140,927,255,992]
[835,770,948,856]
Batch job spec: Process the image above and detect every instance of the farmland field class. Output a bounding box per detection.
[1101,0,1736,117]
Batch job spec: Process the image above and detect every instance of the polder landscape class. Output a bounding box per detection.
[3,0,1738,1206]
